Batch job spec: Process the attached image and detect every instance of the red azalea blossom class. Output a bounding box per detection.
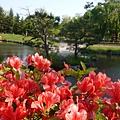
[54,86,73,101]
[32,53,51,71]
[64,62,69,70]
[16,78,41,96]
[77,71,112,99]
[57,100,87,120]
[101,98,120,120]
[31,94,44,111]
[41,70,64,85]
[42,91,60,110]
[106,80,120,103]
[6,56,23,70]
[25,54,32,65]
[42,84,56,92]
[65,104,87,120]
[77,76,93,94]
[31,91,60,111]
[0,53,120,119]
[4,84,26,107]
[0,64,3,70]
[1,100,28,120]
[56,99,74,118]
[0,102,6,116]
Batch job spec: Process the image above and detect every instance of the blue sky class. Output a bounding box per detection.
[1,0,102,18]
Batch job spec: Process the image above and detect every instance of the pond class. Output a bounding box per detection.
[94,55,120,82]
[0,42,40,62]
[0,42,120,82]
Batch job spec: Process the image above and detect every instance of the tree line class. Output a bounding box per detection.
[0,0,120,57]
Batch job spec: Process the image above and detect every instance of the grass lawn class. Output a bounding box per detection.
[85,44,120,55]
[89,44,120,51]
[88,45,120,51]
[0,34,60,46]
[0,33,32,43]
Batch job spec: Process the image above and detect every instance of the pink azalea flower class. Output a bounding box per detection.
[6,56,23,70]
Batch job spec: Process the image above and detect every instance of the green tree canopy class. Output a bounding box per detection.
[26,8,60,57]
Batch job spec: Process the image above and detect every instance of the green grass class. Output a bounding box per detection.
[89,45,120,51]
[0,33,32,42]
[0,34,60,46]
[82,44,120,55]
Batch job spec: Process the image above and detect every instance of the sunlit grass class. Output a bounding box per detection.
[89,45,120,51]
[0,33,32,42]
[0,34,60,46]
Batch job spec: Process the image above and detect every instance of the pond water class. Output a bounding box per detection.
[0,42,40,62]
[0,42,120,82]
[94,55,120,82]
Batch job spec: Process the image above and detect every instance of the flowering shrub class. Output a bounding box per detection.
[0,53,120,120]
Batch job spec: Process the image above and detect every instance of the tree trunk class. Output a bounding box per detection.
[101,23,107,40]
[43,35,49,57]
[115,21,118,41]
[74,39,78,59]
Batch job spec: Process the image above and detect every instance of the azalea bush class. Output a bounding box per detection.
[0,53,120,120]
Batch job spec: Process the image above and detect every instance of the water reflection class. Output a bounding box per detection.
[95,55,120,82]
[0,42,38,62]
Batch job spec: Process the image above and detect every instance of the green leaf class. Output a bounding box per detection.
[0,77,6,80]
[99,87,105,92]
[0,70,4,75]
[23,117,28,120]
[4,67,11,72]
[0,87,5,92]
[80,61,86,71]
[16,72,20,80]
[70,85,78,90]
[48,117,59,120]
[86,67,96,73]
[21,65,27,70]
[12,68,17,74]
[49,104,59,117]
[73,93,82,98]
[61,61,96,80]
[96,112,107,120]
[51,104,59,111]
